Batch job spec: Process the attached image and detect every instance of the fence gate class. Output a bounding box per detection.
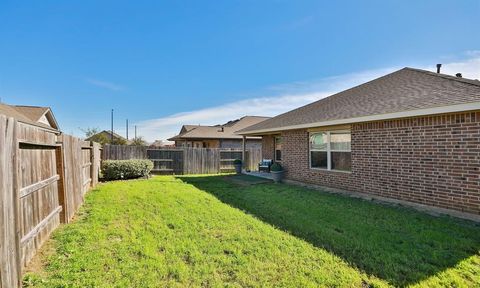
[0,116,102,288]
[16,122,62,271]
[147,149,184,174]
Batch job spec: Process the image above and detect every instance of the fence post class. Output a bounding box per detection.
[181,148,186,174]
[89,141,94,188]
[12,118,22,287]
[55,135,68,223]
[242,136,246,171]
[0,116,21,288]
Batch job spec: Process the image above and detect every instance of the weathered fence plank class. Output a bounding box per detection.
[0,116,21,288]
[59,135,98,222]
[0,116,102,287]
[17,124,60,268]
[102,145,263,175]
[91,142,101,187]
[102,144,146,160]
[19,175,60,198]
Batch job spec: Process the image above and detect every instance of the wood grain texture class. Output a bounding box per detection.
[0,118,101,288]
[102,144,147,160]
[103,145,262,175]
[0,116,21,288]
[17,123,60,268]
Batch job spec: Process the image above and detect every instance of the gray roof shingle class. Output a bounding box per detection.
[237,68,480,134]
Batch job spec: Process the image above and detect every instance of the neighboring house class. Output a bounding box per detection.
[0,103,59,131]
[150,140,175,148]
[237,67,480,216]
[85,130,128,145]
[168,116,270,149]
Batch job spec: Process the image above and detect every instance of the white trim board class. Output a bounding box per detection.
[237,102,480,135]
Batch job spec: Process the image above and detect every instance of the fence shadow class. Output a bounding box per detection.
[177,175,480,287]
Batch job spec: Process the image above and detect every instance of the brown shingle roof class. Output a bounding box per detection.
[13,106,49,122]
[238,68,480,134]
[85,130,127,141]
[168,116,270,141]
[0,103,59,130]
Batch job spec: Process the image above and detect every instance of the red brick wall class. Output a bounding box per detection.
[262,135,275,160]
[279,112,480,215]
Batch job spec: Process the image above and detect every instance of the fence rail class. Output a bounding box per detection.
[0,116,101,288]
[102,145,263,174]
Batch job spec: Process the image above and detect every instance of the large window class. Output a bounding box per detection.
[275,136,282,161]
[310,131,351,172]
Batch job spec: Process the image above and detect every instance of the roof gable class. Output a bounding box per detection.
[0,103,59,130]
[86,130,127,141]
[168,116,270,140]
[238,68,480,134]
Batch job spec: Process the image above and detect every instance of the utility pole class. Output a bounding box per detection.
[111,109,114,143]
[135,125,137,140]
[126,119,129,140]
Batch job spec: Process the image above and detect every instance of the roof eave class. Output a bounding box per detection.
[237,102,480,135]
[168,135,262,140]
[44,108,60,130]
[18,119,61,134]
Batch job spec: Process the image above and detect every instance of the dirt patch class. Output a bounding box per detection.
[24,238,57,275]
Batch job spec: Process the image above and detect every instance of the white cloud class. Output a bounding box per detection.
[137,67,397,142]
[137,53,480,142]
[138,92,327,142]
[86,78,124,91]
[437,56,480,80]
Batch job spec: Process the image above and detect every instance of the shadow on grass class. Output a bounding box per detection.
[177,174,480,287]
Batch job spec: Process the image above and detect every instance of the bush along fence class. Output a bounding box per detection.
[0,115,101,288]
[102,145,263,174]
[102,159,153,180]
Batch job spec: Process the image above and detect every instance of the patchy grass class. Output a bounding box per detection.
[24,175,480,287]
[179,175,480,287]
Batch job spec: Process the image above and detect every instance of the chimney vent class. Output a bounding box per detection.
[456,73,462,78]
[436,64,442,73]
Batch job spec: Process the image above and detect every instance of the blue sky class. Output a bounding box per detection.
[1,1,479,141]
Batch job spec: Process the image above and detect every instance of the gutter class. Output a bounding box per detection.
[236,102,480,136]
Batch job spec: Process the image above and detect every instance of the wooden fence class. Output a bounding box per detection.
[102,144,147,160]
[102,145,263,174]
[0,115,101,288]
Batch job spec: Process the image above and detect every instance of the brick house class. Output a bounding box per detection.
[168,116,269,149]
[237,68,480,216]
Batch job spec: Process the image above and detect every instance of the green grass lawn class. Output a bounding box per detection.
[24,175,480,287]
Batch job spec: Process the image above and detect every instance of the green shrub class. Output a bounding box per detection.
[270,162,283,172]
[102,159,153,180]
[233,159,242,165]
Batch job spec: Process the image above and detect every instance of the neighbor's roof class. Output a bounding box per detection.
[0,103,59,130]
[85,130,127,141]
[14,105,49,122]
[182,125,198,132]
[168,116,270,141]
[237,68,480,135]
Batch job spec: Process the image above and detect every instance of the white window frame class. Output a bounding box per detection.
[309,130,351,172]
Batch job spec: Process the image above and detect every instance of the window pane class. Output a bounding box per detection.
[275,150,282,161]
[310,132,327,151]
[331,152,351,171]
[275,136,282,161]
[311,151,327,168]
[330,132,351,151]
